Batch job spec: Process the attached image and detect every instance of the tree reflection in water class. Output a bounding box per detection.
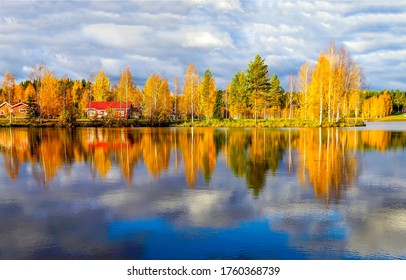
[1,127,405,202]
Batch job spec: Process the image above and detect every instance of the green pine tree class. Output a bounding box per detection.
[27,95,38,120]
[246,54,270,121]
[213,90,223,119]
[269,74,285,118]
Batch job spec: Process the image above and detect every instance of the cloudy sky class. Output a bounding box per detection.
[0,0,405,90]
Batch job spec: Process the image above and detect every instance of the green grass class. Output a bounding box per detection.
[367,112,406,122]
[175,118,364,128]
[0,117,366,128]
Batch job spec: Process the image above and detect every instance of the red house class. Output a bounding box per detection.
[0,102,11,117]
[0,102,30,118]
[12,102,30,118]
[85,101,135,119]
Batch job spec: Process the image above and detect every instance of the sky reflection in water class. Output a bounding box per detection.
[0,124,405,259]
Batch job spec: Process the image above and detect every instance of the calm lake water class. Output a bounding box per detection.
[0,123,405,259]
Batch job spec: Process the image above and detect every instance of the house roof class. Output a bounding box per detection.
[0,102,28,108]
[0,102,11,108]
[11,102,29,108]
[86,101,133,110]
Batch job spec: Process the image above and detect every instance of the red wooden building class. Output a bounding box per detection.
[85,101,135,119]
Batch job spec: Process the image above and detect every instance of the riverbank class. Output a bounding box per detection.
[0,118,366,128]
[365,112,406,122]
[0,119,180,128]
[176,118,366,128]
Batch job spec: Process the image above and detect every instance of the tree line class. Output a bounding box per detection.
[1,41,405,124]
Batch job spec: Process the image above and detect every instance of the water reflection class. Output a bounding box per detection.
[1,127,406,197]
[0,126,406,259]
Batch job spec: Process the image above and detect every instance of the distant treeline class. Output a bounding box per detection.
[1,41,405,126]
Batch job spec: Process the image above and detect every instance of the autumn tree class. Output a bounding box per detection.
[71,80,83,106]
[131,85,142,115]
[92,70,111,101]
[1,72,15,105]
[246,55,270,121]
[143,74,172,121]
[228,71,248,119]
[24,83,36,101]
[287,74,296,119]
[1,72,15,123]
[59,77,73,111]
[117,66,134,114]
[158,78,173,121]
[41,70,61,118]
[180,64,200,121]
[79,79,93,117]
[297,42,364,125]
[361,91,392,118]
[199,68,217,119]
[14,84,26,102]
[30,63,47,123]
[172,76,181,118]
[297,62,312,120]
[309,53,330,126]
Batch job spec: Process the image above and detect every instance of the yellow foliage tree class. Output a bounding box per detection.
[308,53,330,126]
[297,62,312,120]
[72,80,83,105]
[117,66,133,110]
[180,64,200,120]
[228,72,250,119]
[143,74,172,121]
[92,70,111,101]
[14,84,26,102]
[24,83,36,101]
[199,68,217,118]
[362,91,392,118]
[41,71,61,118]
[298,42,363,125]
[1,72,15,104]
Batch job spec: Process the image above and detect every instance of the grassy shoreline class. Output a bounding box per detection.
[364,112,406,122]
[0,118,368,128]
[176,118,366,128]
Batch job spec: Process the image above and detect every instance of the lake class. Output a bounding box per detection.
[0,123,405,259]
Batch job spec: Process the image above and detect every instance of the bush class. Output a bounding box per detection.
[59,108,80,127]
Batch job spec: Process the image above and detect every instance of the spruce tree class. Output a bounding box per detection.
[213,90,223,119]
[269,74,285,117]
[27,95,37,120]
[246,54,270,121]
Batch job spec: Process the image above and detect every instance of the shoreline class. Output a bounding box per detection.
[0,118,368,128]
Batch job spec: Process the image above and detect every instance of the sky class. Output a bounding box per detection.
[0,0,405,91]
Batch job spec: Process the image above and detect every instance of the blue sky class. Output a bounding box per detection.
[0,0,405,90]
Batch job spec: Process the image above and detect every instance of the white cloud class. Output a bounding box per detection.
[182,29,234,49]
[4,16,18,25]
[82,24,149,49]
[55,53,71,65]
[191,0,242,12]
[0,0,405,90]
